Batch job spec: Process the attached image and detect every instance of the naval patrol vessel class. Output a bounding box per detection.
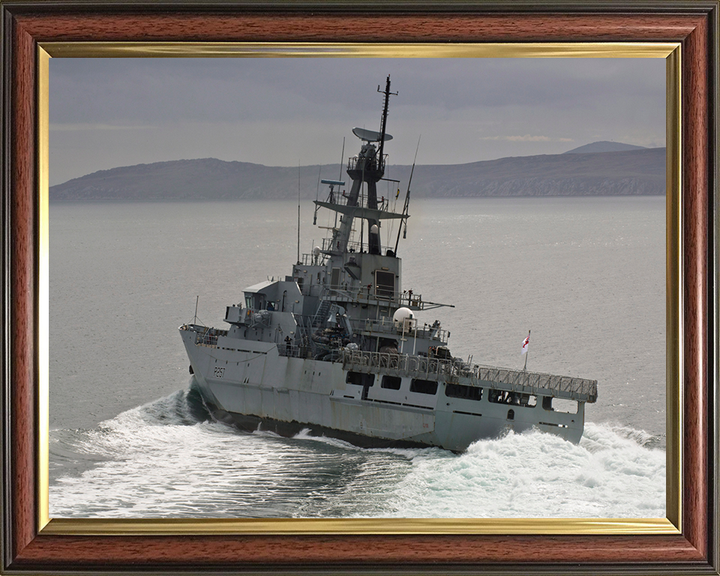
[180,77,598,452]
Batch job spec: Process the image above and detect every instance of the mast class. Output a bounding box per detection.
[376,75,397,174]
[314,77,403,257]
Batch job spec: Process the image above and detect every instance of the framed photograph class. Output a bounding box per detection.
[1,1,717,573]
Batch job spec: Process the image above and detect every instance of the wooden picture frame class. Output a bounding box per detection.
[1,1,717,573]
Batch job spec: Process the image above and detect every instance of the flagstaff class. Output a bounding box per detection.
[521,330,531,371]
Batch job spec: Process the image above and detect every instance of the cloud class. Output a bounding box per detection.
[49,58,666,125]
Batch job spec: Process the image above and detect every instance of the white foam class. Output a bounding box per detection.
[50,395,665,519]
[382,422,665,518]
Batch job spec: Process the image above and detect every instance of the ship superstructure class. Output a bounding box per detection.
[179,77,597,451]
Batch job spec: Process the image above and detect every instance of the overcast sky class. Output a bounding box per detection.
[49,57,666,186]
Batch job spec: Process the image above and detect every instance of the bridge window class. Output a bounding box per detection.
[245,294,265,310]
[410,379,438,395]
[381,375,402,390]
[445,383,483,401]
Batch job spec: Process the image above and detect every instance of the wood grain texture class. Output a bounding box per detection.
[681,6,710,560]
[12,534,706,567]
[10,19,37,560]
[14,12,703,42]
[2,3,717,573]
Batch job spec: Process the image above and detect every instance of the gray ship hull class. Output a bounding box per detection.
[181,327,586,451]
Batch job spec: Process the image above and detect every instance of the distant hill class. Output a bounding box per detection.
[51,158,307,202]
[50,147,666,202]
[564,141,648,154]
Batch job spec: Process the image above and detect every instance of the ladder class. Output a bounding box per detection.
[312,299,333,328]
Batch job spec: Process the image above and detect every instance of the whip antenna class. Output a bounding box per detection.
[338,137,345,182]
[335,137,345,229]
[297,162,301,264]
[394,135,421,254]
[313,166,321,225]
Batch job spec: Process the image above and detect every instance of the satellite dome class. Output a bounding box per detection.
[392,307,414,329]
[313,246,321,256]
[370,224,379,234]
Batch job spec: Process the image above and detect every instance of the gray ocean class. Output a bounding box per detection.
[49,196,666,518]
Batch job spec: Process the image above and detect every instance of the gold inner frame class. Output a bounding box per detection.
[37,42,682,536]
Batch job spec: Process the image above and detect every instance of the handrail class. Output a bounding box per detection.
[305,284,448,313]
[347,153,388,174]
[318,236,396,258]
[181,324,228,347]
[347,317,449,344]
[340,349,598,403]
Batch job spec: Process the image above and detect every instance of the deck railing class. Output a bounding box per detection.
[181,324,229,348]
[340,349,598,403]
[306,285,445,313]
[347,317,449,344]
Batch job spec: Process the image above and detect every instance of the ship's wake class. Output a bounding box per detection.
[49,386,666,519]
[379,423,665,518]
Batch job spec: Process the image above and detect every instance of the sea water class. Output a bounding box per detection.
[49,196,666,518]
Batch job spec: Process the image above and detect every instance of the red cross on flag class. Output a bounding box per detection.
[521,331,530,355]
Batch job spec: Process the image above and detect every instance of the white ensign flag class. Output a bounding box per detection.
[521,332,530,355]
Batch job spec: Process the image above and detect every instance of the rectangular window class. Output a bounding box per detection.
[543,397,578,414]
[410,379,438,395]
[489,390,537,407]
[375,270,395,299]
[346,371,375,387]
[445,383,483,401]
[381,375,402,390]
[489,390,516,405]
[521,394,538,407]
